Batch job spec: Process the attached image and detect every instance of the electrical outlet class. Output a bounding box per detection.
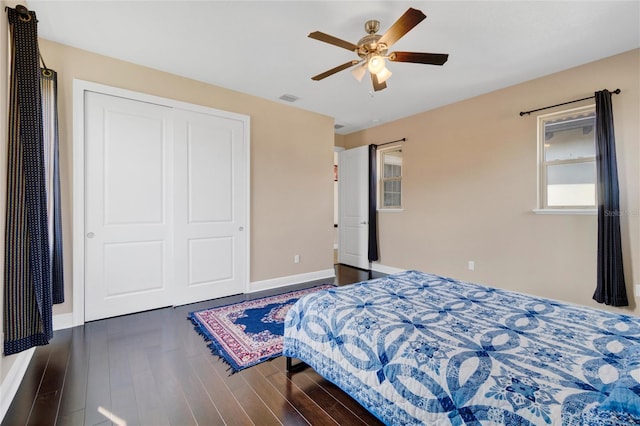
[294,254,300,264]
[468,261,475,271]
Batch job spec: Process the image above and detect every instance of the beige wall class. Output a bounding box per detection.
[0,36,335,381]
[39,37,336,315]
[343,49,640,316]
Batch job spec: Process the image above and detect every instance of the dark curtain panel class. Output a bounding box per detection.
[592,90,628,307]
[4,7,54,355]
[368,144,379,262]
[41,68,64,304]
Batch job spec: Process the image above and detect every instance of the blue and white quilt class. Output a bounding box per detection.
[283,270,640,425]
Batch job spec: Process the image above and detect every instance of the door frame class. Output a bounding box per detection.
[72,79,251,326]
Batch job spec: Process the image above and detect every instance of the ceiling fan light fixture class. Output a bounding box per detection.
[351,63,367,82]
[368,55,385,74]
[376,67,392,84]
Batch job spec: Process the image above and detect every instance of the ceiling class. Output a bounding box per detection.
[26,1,640,135]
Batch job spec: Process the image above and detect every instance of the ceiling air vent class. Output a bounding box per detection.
[334,124,345,130]
[279,94,299,103]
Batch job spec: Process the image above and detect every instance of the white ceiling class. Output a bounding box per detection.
[26,0,640,135]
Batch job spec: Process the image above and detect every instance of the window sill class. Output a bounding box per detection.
[532,208,596,215]
[378,208,404,213]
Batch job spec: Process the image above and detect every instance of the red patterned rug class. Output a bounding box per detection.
[188,285,334,372]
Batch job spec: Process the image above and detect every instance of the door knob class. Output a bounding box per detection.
[360,221,368,225]
[86,232,95,239]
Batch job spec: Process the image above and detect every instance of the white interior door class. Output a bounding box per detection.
[84,90,248,321]
[173,109,247,305]
[84,91,175,321]
[338,146,370,269]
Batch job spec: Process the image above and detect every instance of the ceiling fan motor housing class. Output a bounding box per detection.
[357,28,388,59]
[357,34,388,57]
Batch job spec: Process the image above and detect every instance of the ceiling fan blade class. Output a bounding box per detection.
[378,8,426,48]
[308,31,358,52]
[371,73,387,92]
[312,60,360,81]
[389,51,449,65]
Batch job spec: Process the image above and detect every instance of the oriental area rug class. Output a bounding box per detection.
[188,285,334,372]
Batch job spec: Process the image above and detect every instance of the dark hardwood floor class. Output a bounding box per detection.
[2,264,386,426]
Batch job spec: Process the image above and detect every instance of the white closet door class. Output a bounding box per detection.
[84,91,249,322]
[172,109,247,305]
[84,91,175,321]
[338,146,370,269]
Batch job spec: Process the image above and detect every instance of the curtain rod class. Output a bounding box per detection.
[519,88,620,116]
[377,137,406,147]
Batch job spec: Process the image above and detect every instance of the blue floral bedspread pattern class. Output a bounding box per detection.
[283,271,640,425]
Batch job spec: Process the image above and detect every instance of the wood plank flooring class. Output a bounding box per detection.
[2,265,385,426]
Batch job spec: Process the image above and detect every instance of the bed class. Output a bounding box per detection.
[283,270,640,425]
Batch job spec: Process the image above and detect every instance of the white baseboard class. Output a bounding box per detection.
[371,263,406,275]
[0,348,35,423]
[53,313,74,331]
[249,269,335,293]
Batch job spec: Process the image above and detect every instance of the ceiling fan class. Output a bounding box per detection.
[309,8,449,92]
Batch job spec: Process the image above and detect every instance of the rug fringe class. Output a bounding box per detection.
[188,314,211,343]
[189,312,243,374]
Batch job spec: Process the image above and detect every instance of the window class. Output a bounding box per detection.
[538,105,596,210]
[379,146,402,209]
